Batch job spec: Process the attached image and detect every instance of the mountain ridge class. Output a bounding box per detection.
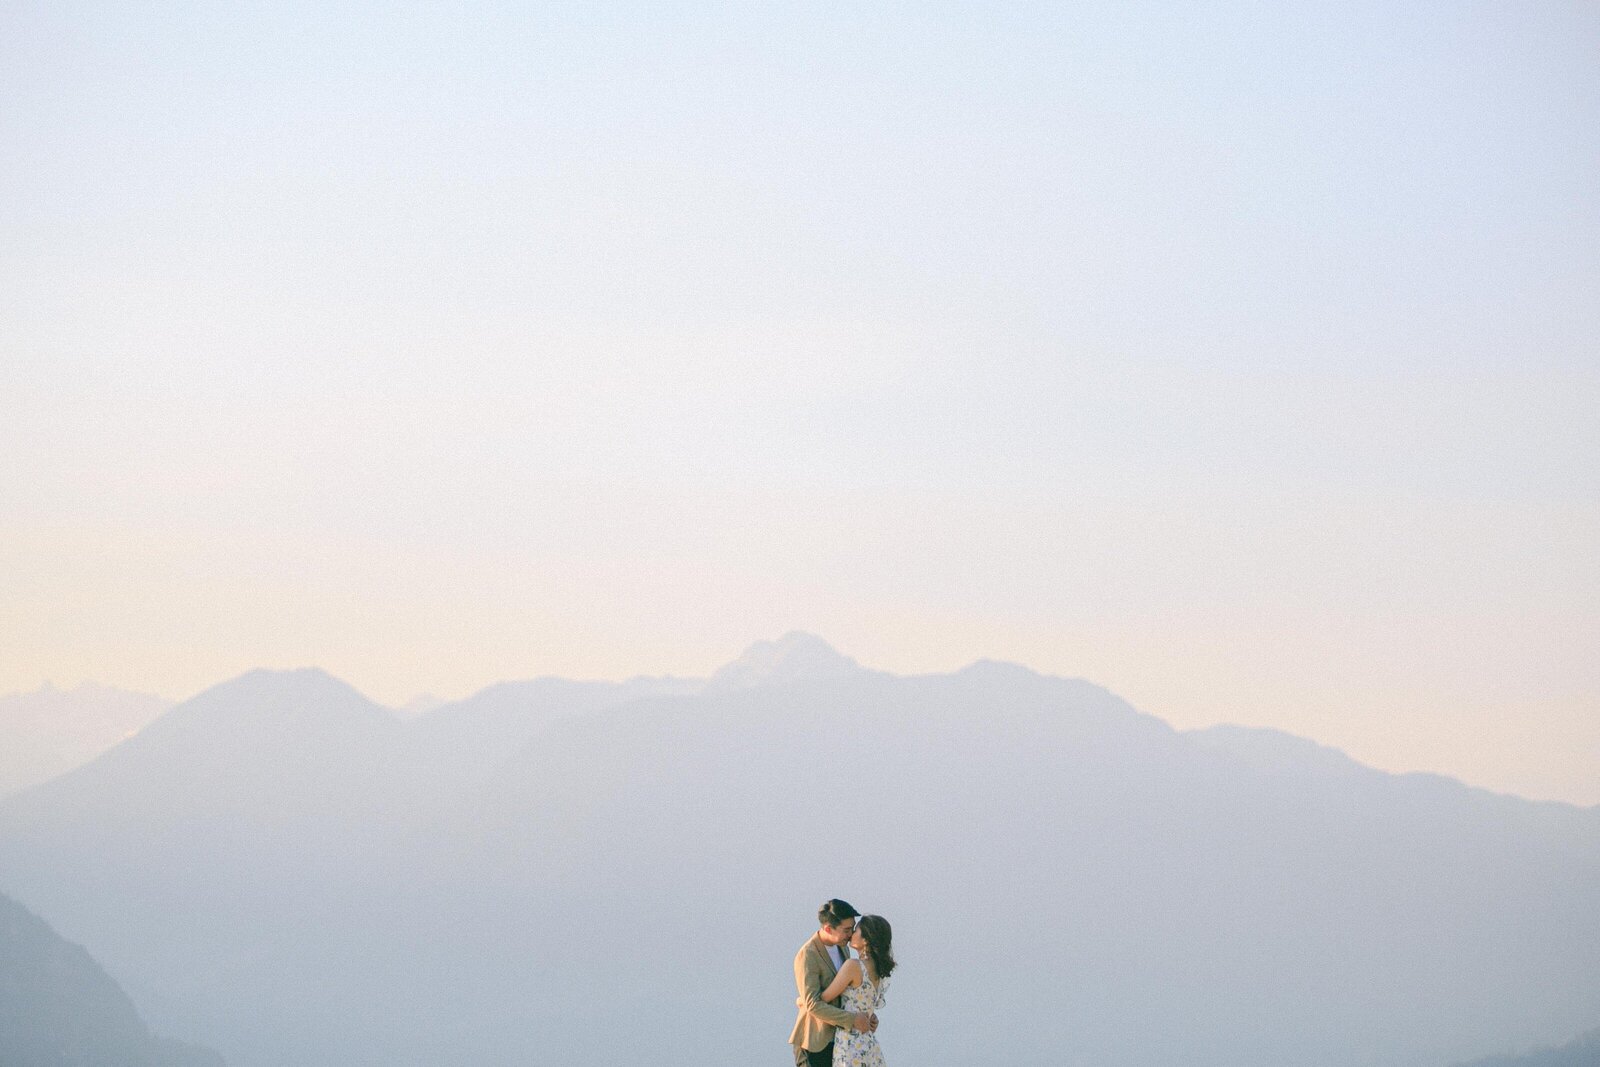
[0,683,173,799]
[1451,1026,1600,1067]
[8,639,1594,814]
[1,644,1596,1066]
[0,890,224,1067]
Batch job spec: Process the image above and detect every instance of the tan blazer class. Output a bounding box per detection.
[789,931,859,1052]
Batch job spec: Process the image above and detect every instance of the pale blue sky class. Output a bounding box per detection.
[3,2,1597,801]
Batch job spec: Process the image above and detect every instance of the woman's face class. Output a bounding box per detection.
[849,927,867,954]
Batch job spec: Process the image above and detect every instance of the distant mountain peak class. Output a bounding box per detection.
[205,666,369,701]
[160,667,392,731]
[956,658,1043,681]
[707,632,862,692]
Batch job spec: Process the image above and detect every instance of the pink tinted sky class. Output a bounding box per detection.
[2,2,1596,803]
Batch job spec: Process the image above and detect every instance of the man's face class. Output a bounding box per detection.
[822,917,857,946]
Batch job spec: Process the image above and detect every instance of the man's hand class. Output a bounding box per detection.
[869,1013,879,1033]
[853,1012,872,1032]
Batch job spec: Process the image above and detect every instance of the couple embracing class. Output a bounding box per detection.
[790,899,897,1067]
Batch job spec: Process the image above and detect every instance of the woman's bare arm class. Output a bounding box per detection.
[820,958,862,1003]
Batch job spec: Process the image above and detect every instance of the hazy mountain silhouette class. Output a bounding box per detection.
[1184,723,1377,781]
[0,639,1596,1067]
[1452,1026,1600,1067]
[0,668,407,844]
[704,630,873,691]
[0,683,171,799]
[0,890,223,1067]
[410,673,701,786]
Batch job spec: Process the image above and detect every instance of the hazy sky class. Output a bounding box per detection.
[3,2,1596,803]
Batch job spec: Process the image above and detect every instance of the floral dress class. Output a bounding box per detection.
[833,966,890,1067]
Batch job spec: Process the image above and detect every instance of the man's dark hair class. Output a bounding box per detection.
[818,898,860,928]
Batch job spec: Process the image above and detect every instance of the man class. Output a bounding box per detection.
[790,898,876,1067]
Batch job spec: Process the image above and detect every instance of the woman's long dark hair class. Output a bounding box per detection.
[857,914,896,980]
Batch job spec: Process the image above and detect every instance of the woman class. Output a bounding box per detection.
[821,914,895,1067]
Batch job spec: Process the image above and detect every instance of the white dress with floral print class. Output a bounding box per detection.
[833,965,889,1067]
